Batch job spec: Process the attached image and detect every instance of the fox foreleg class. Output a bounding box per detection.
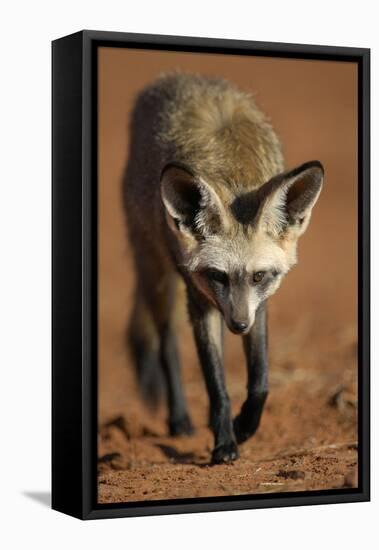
[233,301,269,444]
[188,293,239,463]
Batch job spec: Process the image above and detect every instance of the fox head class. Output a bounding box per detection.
[161,161,324,335]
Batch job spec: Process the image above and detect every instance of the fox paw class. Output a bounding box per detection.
[211,441,239,464]
[169,415,194,436]
[233,415,260,444]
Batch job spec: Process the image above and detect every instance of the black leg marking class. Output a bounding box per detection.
[127,292,164,409]
[128,326,164,409]
[159,325,194,436]
[234,302,269,444]
[137,272,193,437]
[189,296,238,464]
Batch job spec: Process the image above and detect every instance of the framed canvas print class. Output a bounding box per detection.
[52,30,370,520]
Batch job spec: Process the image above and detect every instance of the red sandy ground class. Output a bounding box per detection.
[98,297,358,503]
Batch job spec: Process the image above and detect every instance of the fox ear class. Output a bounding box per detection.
[258,161,324,237]
[160,164,226,236]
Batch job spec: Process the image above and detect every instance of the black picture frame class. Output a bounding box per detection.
[52,30,370,520]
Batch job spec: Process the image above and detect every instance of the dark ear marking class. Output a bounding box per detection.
[160,163,226,236]
[285,161,324,224]
[160,164,201,226]
[253,160,324,236]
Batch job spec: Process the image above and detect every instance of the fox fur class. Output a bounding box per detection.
[123,73,324,463]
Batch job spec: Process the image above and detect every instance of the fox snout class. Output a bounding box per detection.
[228,319,250,335]
[223,286,256,335]
[225,303,255,334]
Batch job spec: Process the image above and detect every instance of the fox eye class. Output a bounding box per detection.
[252,271,266,284]
[207,269,229,285]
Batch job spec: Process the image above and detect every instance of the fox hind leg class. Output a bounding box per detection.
[159,321,194,436]
[151,274,194,436]
[128,288,165,409]
[128,275,193,436]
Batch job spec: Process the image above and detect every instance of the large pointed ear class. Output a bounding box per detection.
[160,164,227,236]
[257,161,324,238]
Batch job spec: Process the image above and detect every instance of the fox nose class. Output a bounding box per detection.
[230,320,249,334]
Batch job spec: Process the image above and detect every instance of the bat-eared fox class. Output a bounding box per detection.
[123,73,323,464]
